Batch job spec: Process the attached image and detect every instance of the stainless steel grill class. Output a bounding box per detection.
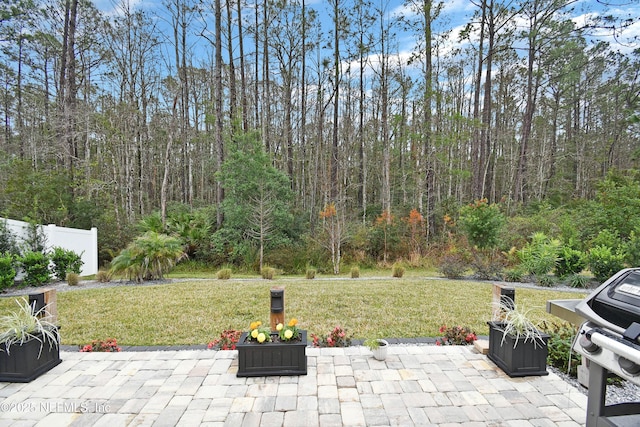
[573,268,640,426]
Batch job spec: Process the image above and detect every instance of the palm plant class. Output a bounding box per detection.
[109,247,143,282]
[110,232,186,282]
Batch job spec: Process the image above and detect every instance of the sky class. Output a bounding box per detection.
[91,0,639,75]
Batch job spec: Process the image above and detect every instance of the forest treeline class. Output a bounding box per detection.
[0,0,639,268]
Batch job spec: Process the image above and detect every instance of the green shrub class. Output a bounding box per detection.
[350,266,360,278]
[305,268,316,279]
[555,247,585,278]
[502,211,562,254]
[216,268,232,280]
[621,227,640,267]
[66,272,80,286]
[0,221,19,256]
[22,222,47,253]
[50,246,84,280]
[0,253,16,290]
[518,232,560,276]
[458,199,504,249]
[18,251,51,286]
[590,229,622,252]
[261,266,275,280]
[542,321,581,377]
[566,273,590,289]
[95,269,111,283]
[535,274,556,287]
[391,263,405,278]
[502,268,525,282]
[587,245,625,283]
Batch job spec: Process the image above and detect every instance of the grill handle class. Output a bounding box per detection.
[590,331,640,365]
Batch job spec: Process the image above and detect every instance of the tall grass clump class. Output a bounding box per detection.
[95,269,111,283]
[217,268,232,280]
[305,268,316,279]
[350,266,360,278]
[66,272,80,286]
[392,263,405,278]
[261,266,275,280]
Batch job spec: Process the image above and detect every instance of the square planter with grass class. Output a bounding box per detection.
[487,321,549,377]
[236,330,307,377]
[0,333,61,383]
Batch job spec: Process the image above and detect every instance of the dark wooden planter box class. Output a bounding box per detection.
[487,321,549,377]
[237,330,307,377]
[0,335,62,383]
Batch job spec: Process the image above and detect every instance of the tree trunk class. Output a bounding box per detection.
[300,0,308,208]
[237,0,248,131]
[480,0,495,200]
[226,0,237,122]
[60,0,79,189]
[215,0,225,227]
[262,1,271,153]
[472,0,486,200]
[330,0,341,202]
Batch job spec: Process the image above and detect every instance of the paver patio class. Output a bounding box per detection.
[0,344,588,426]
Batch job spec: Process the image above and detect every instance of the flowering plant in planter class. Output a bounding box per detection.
[79,338,121,352]
[276,318,300,341]
[248,321,272,343]
[435,324,477,346]
[208,329,242,350]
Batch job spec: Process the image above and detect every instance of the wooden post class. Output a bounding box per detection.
[492,284,515,321]
[29,288,57,324]
[43,289,57,324]
[270,287,284,331]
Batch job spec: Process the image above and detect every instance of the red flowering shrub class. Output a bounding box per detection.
[312,326,352,348]
[208,329,242,350]
[435,325,477,346]
[79,338,121,352]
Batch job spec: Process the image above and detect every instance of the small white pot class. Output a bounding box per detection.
[372,339,388,361]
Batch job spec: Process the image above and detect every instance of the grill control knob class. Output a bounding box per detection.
[579,332,600,353]
[618,357,640,376]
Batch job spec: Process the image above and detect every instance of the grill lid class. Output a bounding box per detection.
[576,268,640,335]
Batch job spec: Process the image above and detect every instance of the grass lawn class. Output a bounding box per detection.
[0,277,586,346]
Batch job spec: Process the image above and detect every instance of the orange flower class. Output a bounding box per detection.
[288,318,298,327]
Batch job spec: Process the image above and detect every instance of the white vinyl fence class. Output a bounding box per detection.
[2,218,98,276]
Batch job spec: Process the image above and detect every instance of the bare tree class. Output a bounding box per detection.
[246,188,276,271]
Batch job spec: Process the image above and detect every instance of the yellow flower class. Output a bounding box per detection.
[251,329,259,339]
[288,318,298,327]
[276,323,283,331]
[257,332,266,343]
[250,321,258,330]
[257,321,262,326]
[284,329,293,340]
